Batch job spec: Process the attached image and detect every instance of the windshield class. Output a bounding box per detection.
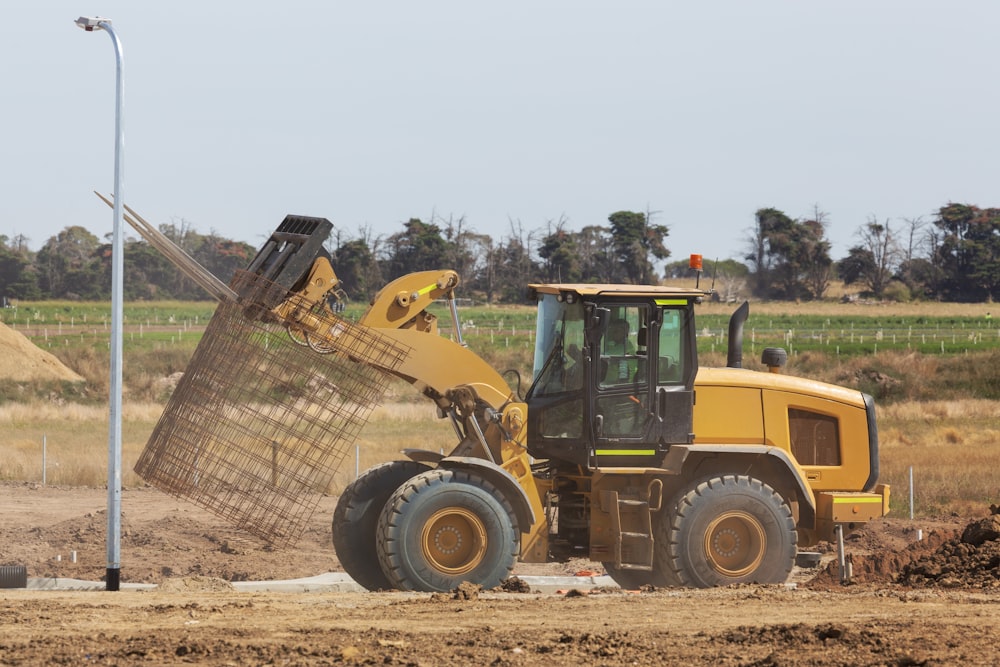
[528,294,585,397]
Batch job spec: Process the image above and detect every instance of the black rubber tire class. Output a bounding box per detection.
[332,460,430,591]
[666,475,796,588]
[376,468,519,592]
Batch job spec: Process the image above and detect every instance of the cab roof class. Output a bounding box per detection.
[528,283,710,301]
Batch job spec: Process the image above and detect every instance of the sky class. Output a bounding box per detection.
[3,2,998,267]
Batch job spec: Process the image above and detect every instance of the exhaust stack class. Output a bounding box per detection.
[726,301,750,368]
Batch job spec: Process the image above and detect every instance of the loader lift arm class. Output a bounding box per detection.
[231,215,507,412]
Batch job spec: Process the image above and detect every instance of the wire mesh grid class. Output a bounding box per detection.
[135,272,411,547]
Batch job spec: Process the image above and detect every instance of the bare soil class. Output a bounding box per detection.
[2,482,999,666]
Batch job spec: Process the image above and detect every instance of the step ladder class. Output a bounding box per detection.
[608,479,662,571]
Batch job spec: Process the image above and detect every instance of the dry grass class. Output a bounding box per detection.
[0,400,453,493]
[0,402,164,423]
[0,403,159,487]
[2,396,995,519]
[696,299,995,319]
[877,399,1000,517]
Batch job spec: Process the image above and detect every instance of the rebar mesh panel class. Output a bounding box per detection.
[135,272,410,547]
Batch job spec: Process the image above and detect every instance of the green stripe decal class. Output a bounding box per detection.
[655,299,688,306]
[596,449,657,456]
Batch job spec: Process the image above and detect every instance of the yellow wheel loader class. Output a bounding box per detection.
[130,210,888,592]
[225,215,888,592]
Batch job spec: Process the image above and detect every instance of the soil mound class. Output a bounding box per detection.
[496,576,532,593]
[898,509,1000,588]
[808,507,1000,589]
[0,322,83,382]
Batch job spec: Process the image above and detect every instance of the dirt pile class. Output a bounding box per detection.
[898,508,1000,588]
[431,581,483,601]
[809,508,1000,589]
[497,576,532,593]
[0,322,83,382]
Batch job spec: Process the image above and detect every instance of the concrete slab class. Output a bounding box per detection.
[232,573,365,593]
[27,577,156,591]
[517,574,618,593]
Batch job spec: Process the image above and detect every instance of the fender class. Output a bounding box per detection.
[661,444,817,527]
[402,448,445,464]
[437,456,536,534]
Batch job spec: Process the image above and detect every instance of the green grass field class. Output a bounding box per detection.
[6,298,998,393]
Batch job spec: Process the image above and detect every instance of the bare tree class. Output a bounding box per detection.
[901,217,928,264]
[841,217,901,298]
[714,271,748,303]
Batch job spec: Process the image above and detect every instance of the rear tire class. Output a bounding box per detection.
[667,475,796,588]
[377,468,519,592]
[332,460,430,591]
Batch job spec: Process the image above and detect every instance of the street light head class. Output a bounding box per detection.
[75,16,110,32]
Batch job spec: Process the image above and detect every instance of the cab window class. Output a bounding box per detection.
[599,305,643,388]
[657,308,684,384]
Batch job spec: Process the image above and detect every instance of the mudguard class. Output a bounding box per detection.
[661,444,817,527]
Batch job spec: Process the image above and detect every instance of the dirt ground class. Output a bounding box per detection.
[2,482,999,666]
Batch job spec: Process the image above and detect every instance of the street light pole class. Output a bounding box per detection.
[75,15,125,592]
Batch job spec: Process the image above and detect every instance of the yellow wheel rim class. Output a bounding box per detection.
[420,507,488,575]
[703,510,767,578]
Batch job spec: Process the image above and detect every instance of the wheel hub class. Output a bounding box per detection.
[432,525,463,555]
[703,510,767,578]
[421,507,488,575]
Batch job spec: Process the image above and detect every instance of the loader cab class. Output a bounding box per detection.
[525,285,700,468]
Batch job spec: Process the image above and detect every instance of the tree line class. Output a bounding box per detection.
[742,203,999,303]
[1,203,996,304]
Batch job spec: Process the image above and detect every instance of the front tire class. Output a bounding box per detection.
[332,461,430,590]
[666,475,796,587]
[377,468,519,592]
